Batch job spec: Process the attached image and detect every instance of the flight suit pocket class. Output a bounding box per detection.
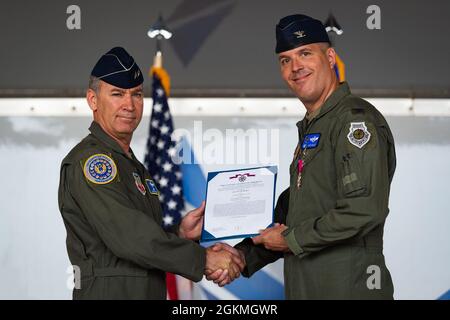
[289,144,324,187]
[341,152,366,197]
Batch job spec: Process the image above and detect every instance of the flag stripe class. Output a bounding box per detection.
[145,68,191,300]
[166,272,178,300]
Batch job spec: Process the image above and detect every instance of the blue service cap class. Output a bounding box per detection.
[91,47,143,89]
[275,14,330,54]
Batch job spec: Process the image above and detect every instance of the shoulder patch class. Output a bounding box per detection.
[347,122,371,148]
[83,154,117,184]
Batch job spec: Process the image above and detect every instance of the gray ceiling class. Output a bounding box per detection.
[1,0,449,97]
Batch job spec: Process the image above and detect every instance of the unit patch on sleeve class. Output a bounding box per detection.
[83,154,117,184]
[347,122,371,148]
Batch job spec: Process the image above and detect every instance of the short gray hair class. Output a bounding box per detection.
[319,42,331,52]
[88,75,101,93]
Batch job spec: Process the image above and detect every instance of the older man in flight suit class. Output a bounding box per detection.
[58,47,242,299]
[208,14,396,299]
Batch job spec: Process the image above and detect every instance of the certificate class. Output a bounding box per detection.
[201,166,277,242]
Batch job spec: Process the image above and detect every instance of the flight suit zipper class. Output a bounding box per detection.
[295,117,318,189]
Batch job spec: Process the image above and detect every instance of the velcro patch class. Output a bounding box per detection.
[145,179,159,195]
[347,122,371,148]
[342,172,358,186]
[83,154,117,184]
[301,133,321,150]
[133,172,146,195]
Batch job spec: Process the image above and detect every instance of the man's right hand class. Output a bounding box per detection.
[205,243,246,287]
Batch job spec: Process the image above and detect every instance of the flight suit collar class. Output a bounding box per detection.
[305,107,321,122]
[296,82,351,130]
[89,121,129,156]
[316,81,351,120]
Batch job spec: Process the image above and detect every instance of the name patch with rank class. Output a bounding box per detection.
[83,154,117,184]
[347,122,371,148]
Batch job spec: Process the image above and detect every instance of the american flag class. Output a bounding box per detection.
[144,68,189,300]
[144,70,184,228]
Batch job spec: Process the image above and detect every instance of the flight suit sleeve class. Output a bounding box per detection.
[235,187,289,277]
[283,113,393,257]
[61,159,206,282]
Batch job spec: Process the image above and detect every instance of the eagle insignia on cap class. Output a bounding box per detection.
[293,30,306,38]
[275,14,330,53]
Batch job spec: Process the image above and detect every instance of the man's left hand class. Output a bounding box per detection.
[179,201,205,240]
[252,223,290,252]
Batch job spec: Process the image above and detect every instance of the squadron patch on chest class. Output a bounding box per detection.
[301,133,321,150]
[347,122,371,148]
[83,154,117,184]
[133,172,147,195]
[145,179,160,195]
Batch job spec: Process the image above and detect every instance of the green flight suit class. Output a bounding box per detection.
[58,121,206,300]
[236,82,396,299]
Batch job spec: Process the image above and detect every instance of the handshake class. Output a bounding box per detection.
[204,243,246,287]
[202,222,290,286]
[180,202,245,286]
[181,201,289,286]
